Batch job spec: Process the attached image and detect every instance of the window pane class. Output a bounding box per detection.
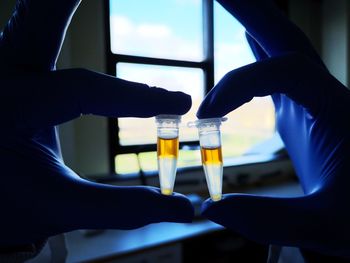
[116,63,204,145]
[214,2,276,158]
[110,0,203,61]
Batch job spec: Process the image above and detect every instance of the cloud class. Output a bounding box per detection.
[110,15,202,61]
[137,24,171,38]
[110,16,133,36]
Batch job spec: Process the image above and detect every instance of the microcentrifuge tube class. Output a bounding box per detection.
[189,118,227,201]
[155,115,181,195]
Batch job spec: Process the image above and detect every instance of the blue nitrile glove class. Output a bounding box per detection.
[0,0,193,248]
[197,0,350,259]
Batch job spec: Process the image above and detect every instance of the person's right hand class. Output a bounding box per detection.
[0,0,193,250]
[197,0,350,259]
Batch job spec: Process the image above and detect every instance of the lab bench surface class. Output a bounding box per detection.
[65,182,303,263]
[66,220,223,262]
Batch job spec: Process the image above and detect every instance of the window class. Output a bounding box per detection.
[107,0,275,175]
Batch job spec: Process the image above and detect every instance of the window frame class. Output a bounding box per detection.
[105,0,215,173]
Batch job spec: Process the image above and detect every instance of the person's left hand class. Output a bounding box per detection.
[0,0,194,248]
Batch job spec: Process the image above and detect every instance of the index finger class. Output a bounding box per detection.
[14,69,192,129]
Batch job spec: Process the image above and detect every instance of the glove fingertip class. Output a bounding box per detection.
[196,103,218,119]
[151,89,192,115]
[176,92,192,115]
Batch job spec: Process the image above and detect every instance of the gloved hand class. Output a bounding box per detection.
[0,0,193,247]
[197,0,350,259]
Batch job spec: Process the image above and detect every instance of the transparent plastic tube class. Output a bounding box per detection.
[155,115,181,195]
[189,117,227,201]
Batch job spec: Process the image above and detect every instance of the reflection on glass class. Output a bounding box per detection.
[116,63,204,146]
[110,0,203,61]
[214,2,276,158]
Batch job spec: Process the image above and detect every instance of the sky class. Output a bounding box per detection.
[110,0,203,61]
[110,0,202,41]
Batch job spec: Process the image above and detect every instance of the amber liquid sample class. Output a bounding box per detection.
[157,137,179,158]
[157,137,179,195]
[200,146,223,165]
[200,146,223,201]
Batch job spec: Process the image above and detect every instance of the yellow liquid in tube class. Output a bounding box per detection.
[157,137,179,195]
[200,146,223,201]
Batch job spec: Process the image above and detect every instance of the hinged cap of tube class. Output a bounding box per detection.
[187,117,227,128]
[155,115,181,138]
[155,114,181,124]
